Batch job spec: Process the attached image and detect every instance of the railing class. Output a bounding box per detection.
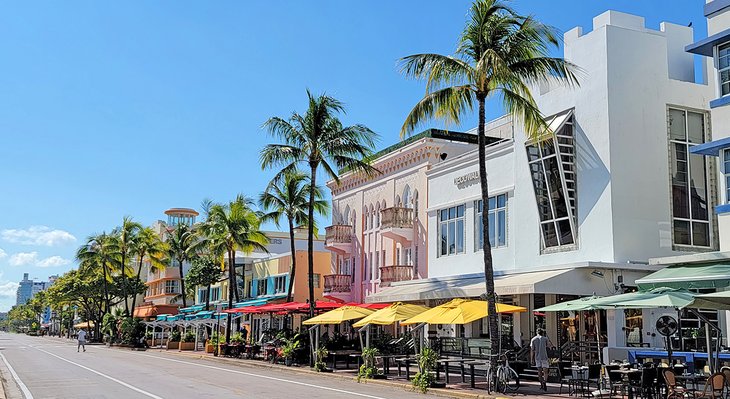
[379,265,413,286]
[380,207,414,229]
[324,274,351,293]
[560,339,605,364]
[325,225,352,245]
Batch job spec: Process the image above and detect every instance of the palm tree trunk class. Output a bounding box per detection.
[102,262,111,314]
[230,250,240,303]
[477,96,499,368]
[130,256,144,317]
[226,250,235,344]
[307,162,318,318]
[286,217,297,303]
[205,284,211,311]
[121,253,130,317]
[178,257,187,308]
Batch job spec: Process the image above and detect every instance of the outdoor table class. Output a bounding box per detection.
[348,353,362,369]
[329,350,359,371]
[570,366,590,397]
[375,354,399,375]
[462,360,487,388]
[396,357,415,380]
[675,373,706,391]
[435,358,467,384]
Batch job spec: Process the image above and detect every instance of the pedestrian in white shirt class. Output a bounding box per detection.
[77,329,87,352]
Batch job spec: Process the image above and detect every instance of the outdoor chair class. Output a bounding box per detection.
[663,369,690,399]
[558,366,577,396]
[629,366,658,399]
[719,367,730,395]
[605,364,625,397]
[692,373,725,399]
[586,364,602,392]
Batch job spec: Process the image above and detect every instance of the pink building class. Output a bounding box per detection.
[323,129,485,303]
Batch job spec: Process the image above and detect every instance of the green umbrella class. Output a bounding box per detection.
[687,291,730,310]
[535,295,604,312]
[599,288,696,309]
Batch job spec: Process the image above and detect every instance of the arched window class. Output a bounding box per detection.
[343,205,350,226]
[375,203,381,228]
[395,195,402,208]
[402,185,412,209]
[368,204,374,230]
[351,210,357,234]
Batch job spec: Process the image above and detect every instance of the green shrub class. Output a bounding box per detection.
[357,347,380,382]
[412,347,437,393]
[183,331,195,343]
[169,330,181,342]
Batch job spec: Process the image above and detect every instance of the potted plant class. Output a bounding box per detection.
[314,347,330,372]
[279,334,301,366]
[167,330,181,350]
[357,347,384,382]
[206,333,219,354]
[412,347,438,393]
[180,331,195,351]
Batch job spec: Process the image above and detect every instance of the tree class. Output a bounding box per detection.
[166,224,198,308]
[260,171,328,302]
[76,232,121,314]
[130,226,167,313]
[112,216,142,316]
[185,254,223,311]
[399,0,578,364]
[201,195,268,344]
[261,90,378,316]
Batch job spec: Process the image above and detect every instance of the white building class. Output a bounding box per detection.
[369,10,714,350]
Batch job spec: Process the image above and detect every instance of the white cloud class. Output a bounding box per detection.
[36,256,71,268]
[9,252,38,266]
[1,226,76,246]
[0,248,6,259]
[0,281,19,297]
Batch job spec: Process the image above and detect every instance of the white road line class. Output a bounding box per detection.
[32,347,165,399]
[137,353,390,399]
[0,352,34,399]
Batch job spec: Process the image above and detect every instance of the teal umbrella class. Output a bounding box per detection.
[687,291,730,310]
[535,295,605,312]
[599,288,696,309]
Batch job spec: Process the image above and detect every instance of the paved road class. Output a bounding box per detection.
[0,334,431,399]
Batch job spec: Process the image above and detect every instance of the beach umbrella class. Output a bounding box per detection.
[353,302,430,327]
[401,298,526,325]
[302,306,374,325]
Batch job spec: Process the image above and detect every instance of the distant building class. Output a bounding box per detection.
[16,273,49,306]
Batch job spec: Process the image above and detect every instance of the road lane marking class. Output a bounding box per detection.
[137,353,390,399]
[0,352,34,399]
[32,347,165,399]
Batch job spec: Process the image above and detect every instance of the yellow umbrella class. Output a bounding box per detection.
[353,302,430,327]
[302,306,374,325]
[401,298,526,325]
[74,321,95,329]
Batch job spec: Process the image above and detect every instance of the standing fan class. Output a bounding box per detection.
[656,316,678,337]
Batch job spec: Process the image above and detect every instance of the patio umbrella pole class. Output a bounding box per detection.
[705,323,713,373]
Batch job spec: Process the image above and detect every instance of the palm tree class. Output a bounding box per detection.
[112,216,142,316]
[167,224,198,308]
[76,232,120,314]
[185,254,222,311]
[129,226,167,314]
[261,90,378,316]
[399,0,578,361]
[201,194,268,344]
[260,171,328,302]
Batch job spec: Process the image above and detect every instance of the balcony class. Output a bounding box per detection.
[324,274,352,293]
[379,265,414,287]
[325,225,353,254]
[380,207,414,243]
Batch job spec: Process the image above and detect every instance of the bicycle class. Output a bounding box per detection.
[485,351,520,394]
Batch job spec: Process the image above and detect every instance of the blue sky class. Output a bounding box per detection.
[0,0,707,311]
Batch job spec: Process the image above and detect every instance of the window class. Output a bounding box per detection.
[669,108,710,247]
[438,205,465,256]
[210,287,220,302]
[724,149,730,204]
[312,273,321,288]
[719,43,730,96]
[404,247,413,265]
[525,110,577,249]
[475,193,508,249]
[257,279,268,296]
[274,276,286,294]
[198,288,208,303]
[165,280,179,294]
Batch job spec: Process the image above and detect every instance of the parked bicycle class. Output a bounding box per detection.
[486,351,520,394]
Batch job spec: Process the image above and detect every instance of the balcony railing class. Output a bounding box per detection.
[325,225,353,245]
[324,274,352,293]
[381,207,414,229]
[379,265,414,287]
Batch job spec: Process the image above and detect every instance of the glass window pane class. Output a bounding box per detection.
[440,209,447,221]
[457,205,464,217]
[692,222,710,247]
[488,196,496,210]
[689,153,709,221]
[724,82,730,96]
[488,212,495,247]
[557,219,574,245]
[448,207,455,219]
[669,109,686,141]
[687,112,704,144]
[456,219,464,253]
[720,43,730,57]
[542,223,559,248]
[674,220,691,245]
[530,162,552,221]
[497,210,506,246]
[448,221,455,254]
[497,194,507,208]
[540,139,556,157]
[476,212,483,249]
[526,146,540,162]
[544,156,569,218]
[672,143,690,219]
[720,56,730,70]
[440,224,448,255]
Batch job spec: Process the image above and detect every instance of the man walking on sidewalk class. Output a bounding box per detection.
[531,328,552,391]
[77,329,87,352]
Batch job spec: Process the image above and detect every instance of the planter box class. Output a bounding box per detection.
[167,341,180,350]
[180,342,195,351]
[206,344,215,353]
[146,339,153,347]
